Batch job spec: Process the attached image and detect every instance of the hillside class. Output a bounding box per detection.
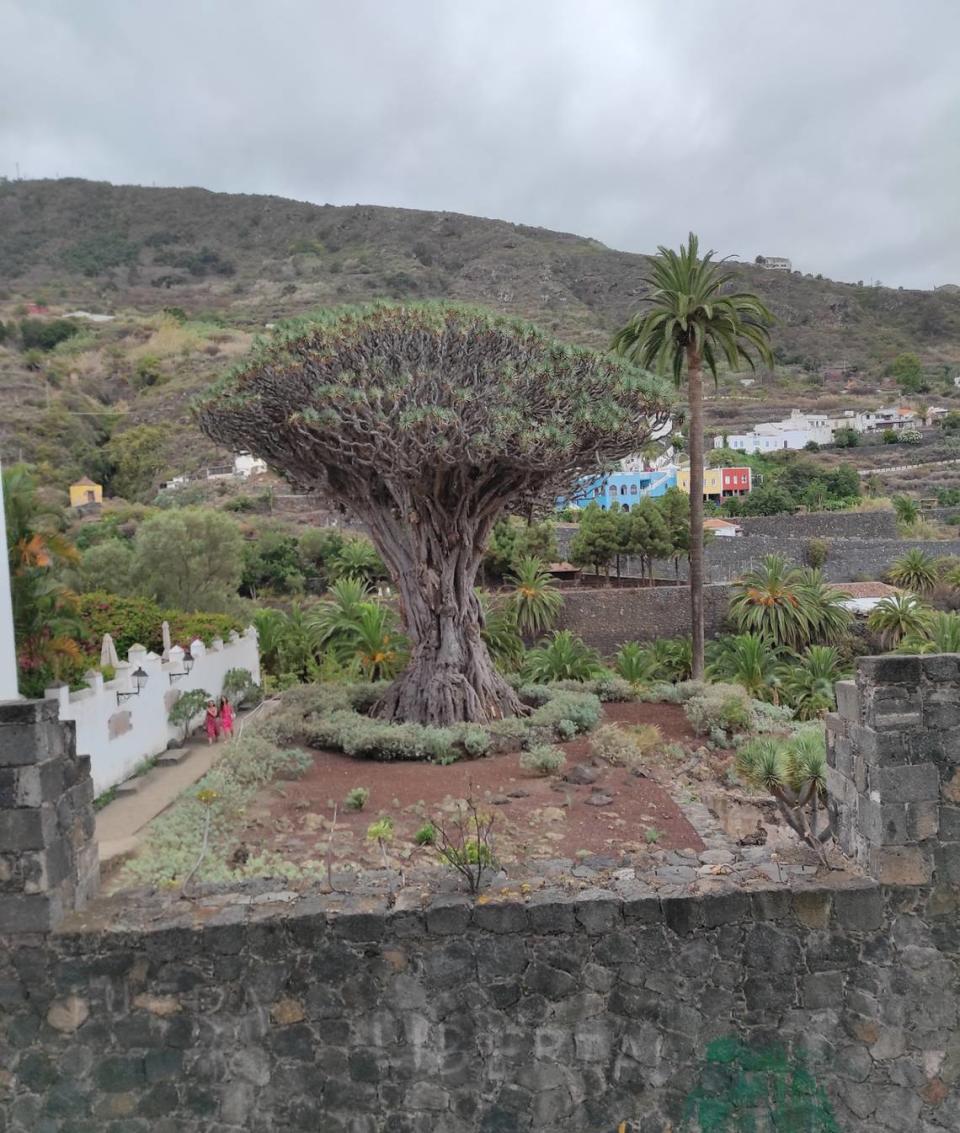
[2,177,960,495]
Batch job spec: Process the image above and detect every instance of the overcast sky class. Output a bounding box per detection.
[3,0,958,288]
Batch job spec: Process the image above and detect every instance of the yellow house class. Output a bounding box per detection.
[69,477,103,508]
[676,466,752,499]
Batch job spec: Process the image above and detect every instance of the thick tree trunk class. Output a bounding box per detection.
[687,354,706,680]
[366,507,523,726]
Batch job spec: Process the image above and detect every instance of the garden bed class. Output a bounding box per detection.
[234,701,704,872]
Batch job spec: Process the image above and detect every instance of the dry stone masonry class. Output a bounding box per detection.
[0,698,98,934]
[826,654,960,887]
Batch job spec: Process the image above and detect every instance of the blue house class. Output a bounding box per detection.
[560,468,678,511]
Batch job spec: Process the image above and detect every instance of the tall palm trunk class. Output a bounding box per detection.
[687,351,705,679]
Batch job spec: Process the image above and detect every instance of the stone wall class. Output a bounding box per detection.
[556,525,960,585]
[557,585,732,652]
[0,699,98,934]
[827,653,960,886]
[736,510,899,540]
[0,877,957,1132]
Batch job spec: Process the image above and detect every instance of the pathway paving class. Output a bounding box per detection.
[95,739,223,865]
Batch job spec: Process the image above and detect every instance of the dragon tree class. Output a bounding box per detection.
[197,304,671,725]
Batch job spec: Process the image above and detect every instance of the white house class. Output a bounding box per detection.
[703,518,742,538]
[234,452,268,478]
[717,406,919,453]
[757,257,792,271]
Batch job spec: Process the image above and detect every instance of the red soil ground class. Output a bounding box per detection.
[236,702,704,871]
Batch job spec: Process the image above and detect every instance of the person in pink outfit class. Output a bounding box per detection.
[218,696,235,739]
[204,700,220,744]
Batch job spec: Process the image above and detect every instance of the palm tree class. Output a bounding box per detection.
[888,548,939,593]
[730,555,815,651]
[706,633,781,702]
[779,645,850,721]
[867,593,930,649]
[901,610,960,654]
[613,233,773,678]
[504,556,564,636]
[477,591,524,672]
[797,568,851,645]
[349,604,408,680]
[892,495,920,527]
[523,630,604,683]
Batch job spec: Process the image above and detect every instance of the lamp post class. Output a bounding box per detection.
[117,666,149,705]
[0,464,20,700]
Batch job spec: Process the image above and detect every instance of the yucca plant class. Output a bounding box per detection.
[329,537,386,584]
[779,645,850,721]
[736,727,832,861]
[867,592,930,649]
[888,548,940,594]
[307,576,374,648]
[504,555,564,636]
[523,630,604,683]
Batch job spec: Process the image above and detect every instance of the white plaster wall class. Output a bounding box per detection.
[46,629,260,795]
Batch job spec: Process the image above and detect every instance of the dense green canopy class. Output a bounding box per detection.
[196,303,673,724]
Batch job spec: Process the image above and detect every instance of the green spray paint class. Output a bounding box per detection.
[681,1035,841,1132]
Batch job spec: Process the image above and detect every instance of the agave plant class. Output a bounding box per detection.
[523,630,604,683]
[866,593,930,649]
[706,633,781,702]
[900,610,960,655]
[888,548,940,594]
[779,645,850,721]
[736,726,832,861]
[504,556,564,636]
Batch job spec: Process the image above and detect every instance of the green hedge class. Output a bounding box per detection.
[75,592,242,656]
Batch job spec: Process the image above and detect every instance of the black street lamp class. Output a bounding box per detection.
[168,647,194,684]
[117,666,149,704]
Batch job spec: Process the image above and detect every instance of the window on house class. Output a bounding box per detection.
[630,484,638,494]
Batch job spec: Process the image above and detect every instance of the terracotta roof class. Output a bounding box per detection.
[546,562,581,573]
[841,582,900,599]
[71,477,98,486]
[703,518,740,530]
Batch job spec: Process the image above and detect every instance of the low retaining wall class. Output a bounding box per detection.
[45,630,260,795]
[557,585,732,652]
[556,527,960,585]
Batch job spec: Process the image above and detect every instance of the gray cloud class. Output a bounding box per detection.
[3,0,958,287]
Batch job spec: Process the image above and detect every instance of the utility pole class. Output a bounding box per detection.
[0,465,20,699]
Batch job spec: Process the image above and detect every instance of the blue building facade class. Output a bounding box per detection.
[560,468,678,511]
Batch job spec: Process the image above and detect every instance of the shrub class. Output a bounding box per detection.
[168,688,211,742]
[900,429,923,444]
[345,787,370,811]
[804,538,829,569]
[222,667,260,706]
[548,674,635,702]
[414,822,437,846]
[589,724,649,767]
[684,683,755,739]
[519,745,567,776]
[121,733,311,886]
